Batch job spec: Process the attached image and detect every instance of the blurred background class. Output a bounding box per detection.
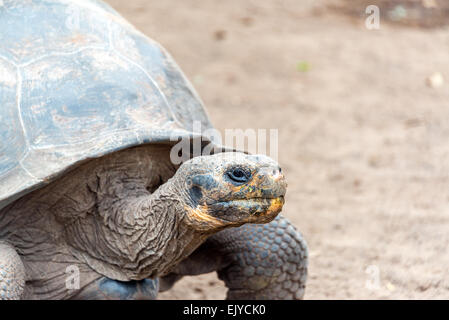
[106,0,449,299]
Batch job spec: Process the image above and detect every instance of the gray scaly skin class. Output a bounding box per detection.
[217,216,308,299]
[0,145,307,299]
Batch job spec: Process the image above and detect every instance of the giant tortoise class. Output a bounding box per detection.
[0,0,308,300]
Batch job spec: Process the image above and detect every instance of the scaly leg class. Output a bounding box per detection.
[160,215,308,299]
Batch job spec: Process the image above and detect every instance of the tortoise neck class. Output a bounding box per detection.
[69,178,209,281]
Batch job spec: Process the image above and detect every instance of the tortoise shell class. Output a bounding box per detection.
[0,0,218,210]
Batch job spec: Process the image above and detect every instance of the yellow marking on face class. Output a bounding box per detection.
[265,197,284,216]
[185,205,227,229]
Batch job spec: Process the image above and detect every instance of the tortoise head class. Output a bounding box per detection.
[174,152,287,231]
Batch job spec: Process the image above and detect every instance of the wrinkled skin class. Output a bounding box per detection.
[0,145,307,299]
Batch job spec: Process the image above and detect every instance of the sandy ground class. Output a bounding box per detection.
[106,0,449,299]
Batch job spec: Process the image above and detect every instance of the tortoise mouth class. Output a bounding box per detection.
[217,195,284,204]
[184,196,285,230]
[209,196,285,224]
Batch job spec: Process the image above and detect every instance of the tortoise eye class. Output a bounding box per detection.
[226,167,251,184]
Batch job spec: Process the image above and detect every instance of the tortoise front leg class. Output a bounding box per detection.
[160,215,308,300]
[0,241,26,300]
